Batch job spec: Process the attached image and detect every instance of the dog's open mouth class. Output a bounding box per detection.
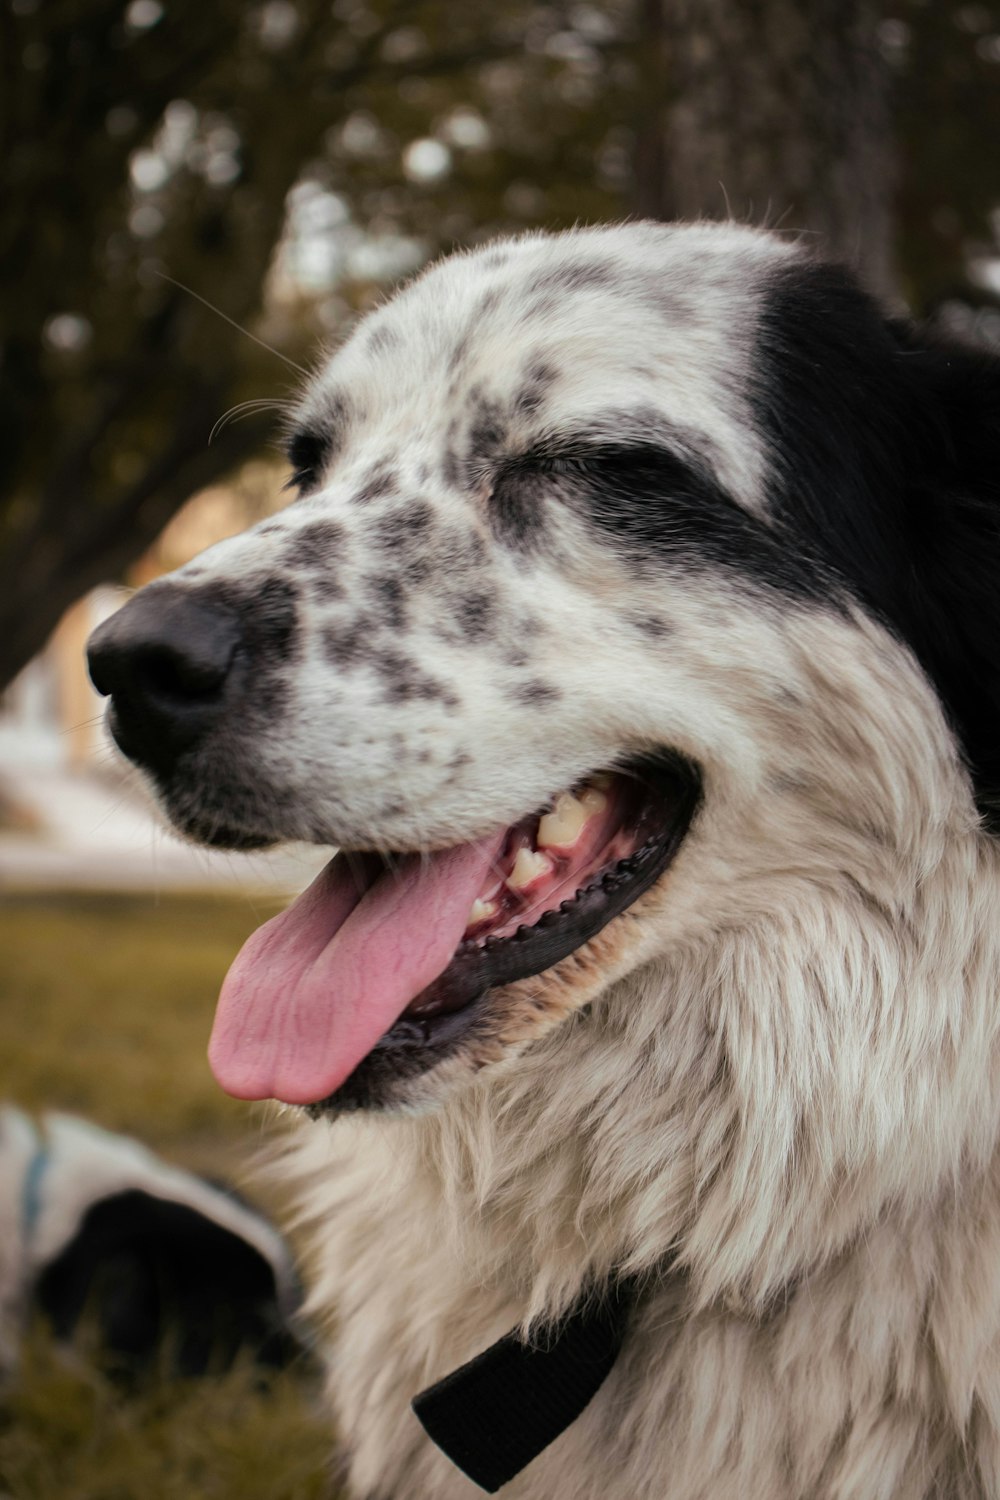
[208,755,699,1108]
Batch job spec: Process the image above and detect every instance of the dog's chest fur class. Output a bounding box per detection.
[289,1097,1000,1500]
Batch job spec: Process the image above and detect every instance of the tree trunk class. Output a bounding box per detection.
[634,0,896,302]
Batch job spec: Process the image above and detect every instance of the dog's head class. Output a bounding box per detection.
[88,224,1000,1233]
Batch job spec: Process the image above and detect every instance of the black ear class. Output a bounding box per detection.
[889,328,1000,828]
[755,260,1000,829]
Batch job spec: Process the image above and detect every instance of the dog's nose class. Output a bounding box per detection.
[87,585,243,774]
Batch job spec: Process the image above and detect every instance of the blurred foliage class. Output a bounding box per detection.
[894,0,1000,308]
[1,0,999,685]
[0,1327,333,1499]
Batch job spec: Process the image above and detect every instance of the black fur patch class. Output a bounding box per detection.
[448,334,471,373]
[513,360,559,419]
[448,590,497,641]
[489,464,550,552]
[441,447,462,490]
[352,466,399,505]
[251,578,300,663]
[35,1189,294,1376]
[629,613,673,640]
[322,618,377,668]
[369,574,408,631]
[438,525,488,572]
[755,259,1000,826]
[373,500,436,549]
[397,552,435,587]
[527,262,615,295]
[374,648,459,708]
[281,519,346,570]
[565,439,827,596]
[466,397,509,478]
[512,679,561,706]
[309,573,345,602]
[286,396,349,494]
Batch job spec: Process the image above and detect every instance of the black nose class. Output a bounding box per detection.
[87,585,243,775]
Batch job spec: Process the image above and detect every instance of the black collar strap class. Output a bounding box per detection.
[411,1276,639,1493]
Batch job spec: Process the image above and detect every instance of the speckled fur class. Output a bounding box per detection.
[156,223,1000,1498]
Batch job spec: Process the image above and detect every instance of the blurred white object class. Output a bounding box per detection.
[0,1105,302,1378]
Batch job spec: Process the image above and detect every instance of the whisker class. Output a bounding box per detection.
[153,270,309,377]
[209,397,293,446]
[58,713,106,735]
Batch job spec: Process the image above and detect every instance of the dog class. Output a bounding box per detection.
[87,221,1000,1498]
[0,1105,300,1379]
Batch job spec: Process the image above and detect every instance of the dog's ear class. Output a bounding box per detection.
[889,326,1000,829]
[756,261,1000,829]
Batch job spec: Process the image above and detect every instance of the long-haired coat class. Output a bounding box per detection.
[88,222,1000,1498]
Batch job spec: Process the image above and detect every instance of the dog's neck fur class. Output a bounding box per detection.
[279,615,1000,1499]
[284,778,1000,1497]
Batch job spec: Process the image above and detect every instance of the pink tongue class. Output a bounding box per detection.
[208,831,505,1104]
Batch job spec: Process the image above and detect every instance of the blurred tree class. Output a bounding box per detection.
[0,0,998,690]
[632,0,895,297]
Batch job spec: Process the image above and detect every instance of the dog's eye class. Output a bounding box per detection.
[503,452,585,484]
[524,453,582,478]
[284,430,329,495]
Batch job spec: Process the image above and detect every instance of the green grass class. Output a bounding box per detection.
[0,888,338,1499]
[0,888,285,1170]
[0,1332,334,1500]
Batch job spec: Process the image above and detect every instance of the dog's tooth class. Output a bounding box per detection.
[467,897,497,927]
[537,791,588,850]
[506,847,553,891]
[580,785,608,815]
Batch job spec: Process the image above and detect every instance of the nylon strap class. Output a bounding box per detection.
[411,1276,637,1493]
[21,1131,49,1245]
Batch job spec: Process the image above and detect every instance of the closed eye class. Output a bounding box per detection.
[284,430,330,495]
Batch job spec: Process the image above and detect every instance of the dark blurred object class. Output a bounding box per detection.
[1,0,998,693]
[0,1106,302,1379]
[634,0,894,294]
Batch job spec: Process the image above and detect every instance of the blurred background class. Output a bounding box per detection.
[1,0,998,1494]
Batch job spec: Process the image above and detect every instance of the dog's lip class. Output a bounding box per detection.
[403,757,699,1022]
[305,753,701,1114]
